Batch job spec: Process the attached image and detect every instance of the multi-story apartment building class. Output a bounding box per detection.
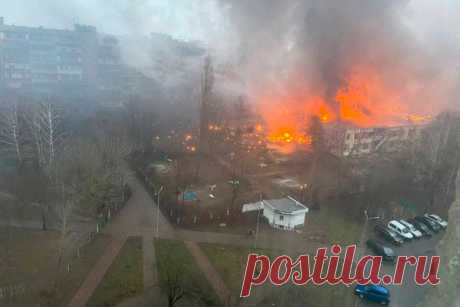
[322,121,427,158]
[0,17,122,92]
[340,125,424,157]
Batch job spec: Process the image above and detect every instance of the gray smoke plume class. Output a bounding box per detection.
[1,0,458,113]
[219,0,460,118]
[0,0,230,73]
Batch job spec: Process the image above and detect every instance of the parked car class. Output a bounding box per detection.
[407,218,433,237]
[399,219,423,239]
[366,239,396,262]
[355,284,391,305]
[415,216,441,233]
[374,224,404,245]
[424,214,448,229]
[388,220,414,240]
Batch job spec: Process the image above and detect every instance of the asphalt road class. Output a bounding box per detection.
[354,233,443,307]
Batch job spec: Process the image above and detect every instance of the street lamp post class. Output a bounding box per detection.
[155,186,164,238]
[299,184,308,203]
[254,193,263,250]
[358,209,380,257]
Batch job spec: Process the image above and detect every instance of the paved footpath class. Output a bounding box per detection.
[67,165,319,307]
[66,167,170,307]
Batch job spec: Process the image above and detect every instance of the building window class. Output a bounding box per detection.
[279,215,284,221]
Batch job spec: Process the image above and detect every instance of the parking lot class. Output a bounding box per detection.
[355,223,444,307]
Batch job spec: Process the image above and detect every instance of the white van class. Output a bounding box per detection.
[388,220,414,240]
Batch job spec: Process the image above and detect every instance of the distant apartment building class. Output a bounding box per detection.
[324,123,426,158]
[0,17,123,92]
[341,125,424,157]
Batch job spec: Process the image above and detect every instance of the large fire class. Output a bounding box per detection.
[261,96,332,153]
[259,67,435,152]
[336,67,434,127]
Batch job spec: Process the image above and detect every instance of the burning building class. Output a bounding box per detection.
[329,124,426,158]
[220,0,454,157]
[342,125,423,157]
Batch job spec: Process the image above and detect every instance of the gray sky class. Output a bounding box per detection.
[0,0,230,42]
[0,0,458,54]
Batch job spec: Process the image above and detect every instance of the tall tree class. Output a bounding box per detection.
[0,99,25,166]
[308,116,325,208]
[158,242,216,307]
[27,102,65,172]
[198,55,214,156]
[195,55,214,180]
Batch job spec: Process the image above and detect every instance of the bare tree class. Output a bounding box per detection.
[27,102,65,172]
[158,242,215,307]
[229,175,241,220]
[53,184,77,291]
[14,102,66,230]
[308,116,325,208]
[194,55,215,180]
[0,99,25,165]
[198,55,214,156]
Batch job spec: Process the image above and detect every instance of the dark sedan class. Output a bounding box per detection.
[366,239,396,262]
[374,224,404,245]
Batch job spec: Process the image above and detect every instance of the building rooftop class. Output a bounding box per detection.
[242,196,308,215]
[263,197,308,214]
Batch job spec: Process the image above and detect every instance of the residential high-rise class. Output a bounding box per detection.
[0,18,122,93]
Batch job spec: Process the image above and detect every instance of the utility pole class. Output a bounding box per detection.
[155,186,163,238]
[299,183,308,203]
[358,209,380,257]
[254,193,263,250]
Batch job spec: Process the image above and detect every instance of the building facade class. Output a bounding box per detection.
[0,17,122,92]
[341,125,424,157]
[323,123,426,158]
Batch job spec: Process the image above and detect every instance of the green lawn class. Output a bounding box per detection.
[199,243,279,295]
[57,234,113,307]
[155,239,221,307]
[199,242,355,307]
[0,227,111,307]
[87,237,143,307]
[306,205,362,245]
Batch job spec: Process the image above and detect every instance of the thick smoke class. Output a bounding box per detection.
[0,0,232,70]
[1,0,458,114]
[219,0,460,125]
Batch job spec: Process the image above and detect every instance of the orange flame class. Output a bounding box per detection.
[267,129,312,145]
[336,67,434,127]
[257,66,434,153]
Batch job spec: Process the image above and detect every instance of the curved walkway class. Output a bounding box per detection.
[67,166,318,307]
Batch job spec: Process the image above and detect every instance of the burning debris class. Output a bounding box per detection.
[219,0,455,155]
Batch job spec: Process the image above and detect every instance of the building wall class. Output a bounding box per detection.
[341,125,424,157]
[290,212,306,227]
[263,206,306,230]
[263,206,276,226]
[0,19,123,92]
